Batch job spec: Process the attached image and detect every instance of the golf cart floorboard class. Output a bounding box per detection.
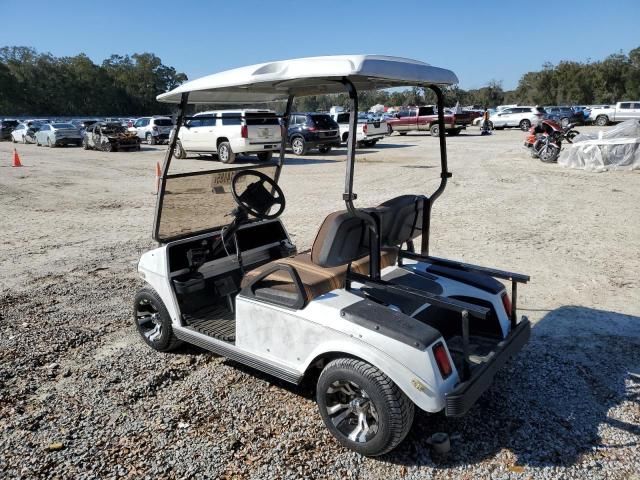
[183,305,236,343]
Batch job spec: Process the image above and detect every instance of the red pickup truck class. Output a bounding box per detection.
[386,106,472,136]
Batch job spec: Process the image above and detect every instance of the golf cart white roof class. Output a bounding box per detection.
[157,55,458,104]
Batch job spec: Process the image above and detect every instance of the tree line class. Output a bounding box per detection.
[1,45,638,116]
[0,47,187,116]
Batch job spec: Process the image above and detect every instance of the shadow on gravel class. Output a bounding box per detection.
[382,306,640,469]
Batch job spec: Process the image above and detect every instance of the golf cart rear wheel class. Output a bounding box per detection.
[133,287,182,352]
[316,358,414,456]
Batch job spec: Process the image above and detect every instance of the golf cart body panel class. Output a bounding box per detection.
[133,54,531,456]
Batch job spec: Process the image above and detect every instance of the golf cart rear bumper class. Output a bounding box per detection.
[444,317,531,417]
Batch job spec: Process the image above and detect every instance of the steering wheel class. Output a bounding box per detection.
[231,170,285,220]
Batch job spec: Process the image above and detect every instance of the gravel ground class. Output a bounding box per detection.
[1,127,639,479]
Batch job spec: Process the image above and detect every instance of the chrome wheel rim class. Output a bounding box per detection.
[292,138,303,155]
[219,145,229,161]
[136,298,163,343]
[521,121,530,130]
[325,380,379,443]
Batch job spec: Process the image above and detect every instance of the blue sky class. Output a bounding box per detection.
[1,0,638,90]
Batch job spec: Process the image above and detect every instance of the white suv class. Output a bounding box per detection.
[130,116,174,145]
[489,106,545,131]
[174,109,281,163]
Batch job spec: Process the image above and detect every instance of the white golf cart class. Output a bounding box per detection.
[134,55,531,456]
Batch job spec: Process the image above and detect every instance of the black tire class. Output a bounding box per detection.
[217,141,236,163]
[318,146,332,154]
[539,144,560,163]
[146,133,156,145]
[174,140,186,159]
[133,287,182,352]
[595,115,608,127]
[316,358,414,457]
[342,132,349,142]
[256,151,273,161]
[291,136,307,156]
[398,132,407,136]
[519,119,531,131]
[387,125,393,135]
[447,128,462,136]
[429,124,439,137]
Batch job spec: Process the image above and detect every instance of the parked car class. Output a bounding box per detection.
[330,111,387,147]
[543,106,583,127]
[174,109,281,163]
[386,105,472,136]
[130,116,174,145]
[83,122,141,152]
[11,122,41,144]
[0,119,19,140]
[589,101,640,126]
[489,106,545,131]
[34,123,83,147]
[287,112,341,155]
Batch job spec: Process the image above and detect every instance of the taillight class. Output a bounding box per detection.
[433,342,452,379]
[363,123,368,133]
[501,292,512,317]
[306,125,317,132]
[241,125,248,138]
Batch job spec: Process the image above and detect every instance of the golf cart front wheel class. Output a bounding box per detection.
[133,287,182,352]
[316,358,414,456]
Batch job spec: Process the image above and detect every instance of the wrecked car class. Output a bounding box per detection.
[82,122,141,152]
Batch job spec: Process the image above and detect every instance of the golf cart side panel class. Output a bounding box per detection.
[138,247,182,322]
[234,293,459,413]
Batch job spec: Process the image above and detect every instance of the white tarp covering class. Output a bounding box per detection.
[559,120,640,172]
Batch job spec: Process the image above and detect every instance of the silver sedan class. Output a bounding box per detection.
[35,123,83,147]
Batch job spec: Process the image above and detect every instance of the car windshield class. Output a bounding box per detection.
[309,114,337,129]
[245,112,279,126]
[52,123,75,129]
[154,119,173,126]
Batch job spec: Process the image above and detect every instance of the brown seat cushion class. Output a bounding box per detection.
[241,249,397,303]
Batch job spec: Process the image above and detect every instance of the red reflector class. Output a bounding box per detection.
[241,125,248,138]
[433,342,452,379]
[502,292,512,316]
[363,123,368,133]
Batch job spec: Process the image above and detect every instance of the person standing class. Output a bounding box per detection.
[481,107,491,135]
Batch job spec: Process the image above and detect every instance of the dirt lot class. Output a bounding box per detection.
[1,127,639,479]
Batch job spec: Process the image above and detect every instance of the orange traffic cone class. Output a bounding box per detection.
[12,148,22,167]
[154,162,162,194]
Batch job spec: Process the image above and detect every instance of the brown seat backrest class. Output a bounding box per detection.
[310,196,425,268]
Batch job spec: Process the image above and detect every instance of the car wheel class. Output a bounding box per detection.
[595,115,608,127]
[398,132,407,136]
[173,140,186,159]
[291,136,307,156]
[318,146,332,154]
[146,133,156,145]
[519,119,531,131]
[317,358,414,457]
[387,125,393,135]
[429,124,440,137]
[342,132,349,143]
[101,141,114,152]
[82,137,90,150]
[133,287,183,352]
[256,151,273,161]
[217,141,236,163]
[447,128,462,136]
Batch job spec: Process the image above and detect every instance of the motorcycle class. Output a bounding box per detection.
[524,119,579,163]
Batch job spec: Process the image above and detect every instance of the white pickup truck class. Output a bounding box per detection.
[589,101,640,126]
[330,110,387,147]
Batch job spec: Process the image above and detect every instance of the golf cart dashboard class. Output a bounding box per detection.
[168,219,292,274]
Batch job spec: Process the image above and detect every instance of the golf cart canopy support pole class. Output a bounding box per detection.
[153,91,189,241]
[275,95,294,184]
[341,78,381,280]
[421,84,451,256]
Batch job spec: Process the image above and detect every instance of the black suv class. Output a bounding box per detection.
[0,119,19,140]
[287,113,340,155]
